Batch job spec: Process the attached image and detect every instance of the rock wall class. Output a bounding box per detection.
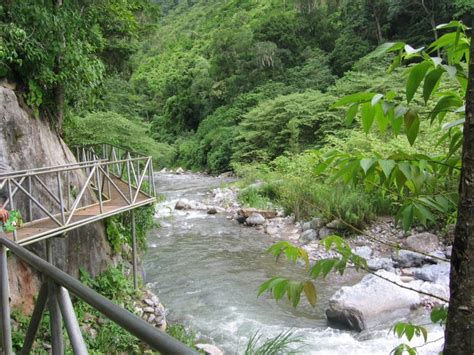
[0,83,112,313]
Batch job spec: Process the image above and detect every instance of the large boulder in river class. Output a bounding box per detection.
[326,270,421,331]
[392,250,435,268]
[404,232,439,253]
[414,263,450,286]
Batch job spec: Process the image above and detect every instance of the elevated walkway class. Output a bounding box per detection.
[0,144,156,245]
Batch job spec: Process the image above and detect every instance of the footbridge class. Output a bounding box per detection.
[0,144,197,354]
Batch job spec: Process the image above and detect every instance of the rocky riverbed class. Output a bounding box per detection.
[145,169,447,354]
[170,170,451,335]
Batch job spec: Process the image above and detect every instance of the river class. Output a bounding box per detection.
[144,173,444,354]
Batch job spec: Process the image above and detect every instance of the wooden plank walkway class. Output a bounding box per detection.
[5,176,155,246]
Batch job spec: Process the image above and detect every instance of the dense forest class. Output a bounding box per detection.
[1,0,474,353]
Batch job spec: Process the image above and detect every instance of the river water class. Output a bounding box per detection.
[144,173,444,354]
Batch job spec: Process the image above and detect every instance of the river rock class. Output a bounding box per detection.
[175,199,190,210]
[445,246,452,258]
[404,233,439,253]
[353,246,373,260]
[392,250,433,268]
[207,207,218,215]
[413,263,450,286]
[299,229,318,244]
[318,227,334,239]
[367,257,394,271]
[246,213,266,226]
[301,222,312,231]
[326,270,421,331]
[175,167,184,174]
[326,219,345,230]
[310,217,324,230]
[195,344,224,355]
[239,208,277,219]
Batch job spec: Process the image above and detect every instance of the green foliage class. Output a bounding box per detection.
[234,91,343,163]
[318,22,469,230]
[258,236,368,308]
[0,210,22,233]
[244,330,303,355]
[106,205,156,254]
[64,111,176,167]
[234,155,390,227]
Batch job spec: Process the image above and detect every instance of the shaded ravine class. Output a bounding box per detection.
[144,173,443,354]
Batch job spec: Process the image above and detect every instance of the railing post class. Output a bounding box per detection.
[95,165,103,214]
[131,210,138,290]
[56,172,65,225]
[46,240,64,355]
[150,159,156,197]
[126,160,133,203]
[28,176,33,223]
[20,282,49,355]
[6,179,17,241]
[57,287,88,355]
[0,243,12,355]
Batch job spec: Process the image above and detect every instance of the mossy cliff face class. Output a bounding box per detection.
[0,83,112,313]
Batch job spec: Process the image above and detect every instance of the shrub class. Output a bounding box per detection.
[64,111,176,167]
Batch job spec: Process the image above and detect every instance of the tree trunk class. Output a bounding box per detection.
[374,11,383,44]
[443,25,474,355]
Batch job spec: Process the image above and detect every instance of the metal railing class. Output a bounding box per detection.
[0,236,197,355]
[0,144,156,245]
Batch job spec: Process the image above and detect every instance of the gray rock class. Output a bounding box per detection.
[353,246,373,260]
[299,229,318,244]
[367,257,394,271]
[147,314,156,323]
[195,344,224,355]
[310,217,324,230]
[144,299,154,307]
[404,233,439,253]
[413,263,450,286]
[392,250,433,268]
[445,246,452,258]
[246,213,266,226]
[207,208,218,215]
[175,199,189,210]
[318,227,334,239]
[326,270,421,331]
[143,307,155,313]
[175,167,184,174]
[326,219,345,230]
[301,222,312,231]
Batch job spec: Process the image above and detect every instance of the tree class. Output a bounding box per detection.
[259,21,473,353]
[444,21,473,354]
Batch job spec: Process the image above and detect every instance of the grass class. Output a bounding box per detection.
[244,330,304,355]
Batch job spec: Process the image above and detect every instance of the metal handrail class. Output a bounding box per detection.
[0,236,197,354]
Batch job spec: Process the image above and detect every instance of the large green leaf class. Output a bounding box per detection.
[406,61,430,103]
[423,68,443,103]
[303,281,317,307]
[360,158,376,174]
[361,102,375,133]
[379,159,396,178]
[345,104,358,125]
[404,109,420,145]
[370,42,405,57]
